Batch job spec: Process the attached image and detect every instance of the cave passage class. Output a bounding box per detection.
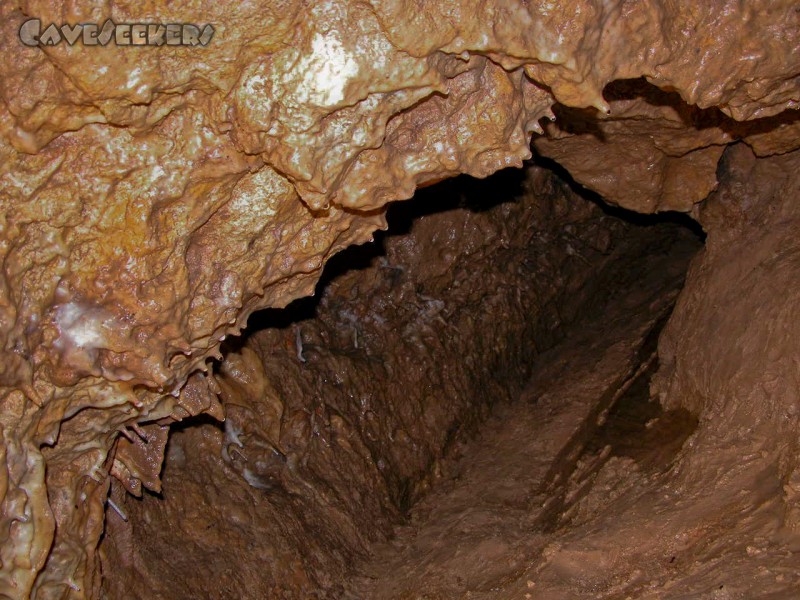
[100,162,704,599]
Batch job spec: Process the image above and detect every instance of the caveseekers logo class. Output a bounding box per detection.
[19,19,215,46]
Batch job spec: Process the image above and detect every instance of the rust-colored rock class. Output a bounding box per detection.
[0,0,797,597]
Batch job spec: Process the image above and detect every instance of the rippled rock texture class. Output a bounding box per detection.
[0,0,798,597]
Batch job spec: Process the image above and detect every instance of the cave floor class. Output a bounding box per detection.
[348,233,699,599]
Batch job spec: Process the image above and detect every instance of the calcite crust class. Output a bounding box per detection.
[0,0,797,597]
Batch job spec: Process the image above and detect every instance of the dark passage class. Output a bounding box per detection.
[100,161,703,600]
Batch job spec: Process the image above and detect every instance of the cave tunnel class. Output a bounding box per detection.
[99,156,709,598]
[2,3,800,600]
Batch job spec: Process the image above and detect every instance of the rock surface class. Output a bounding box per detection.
[350,212,698,599]
[0,0,797,597]
[98,166,653,598]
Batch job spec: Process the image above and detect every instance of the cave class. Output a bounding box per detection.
[1,2,800,600]
[97,160,708,598]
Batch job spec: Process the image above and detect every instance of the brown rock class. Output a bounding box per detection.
[0,0,797,597]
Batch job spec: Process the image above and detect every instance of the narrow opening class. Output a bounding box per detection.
[100,159,704,599]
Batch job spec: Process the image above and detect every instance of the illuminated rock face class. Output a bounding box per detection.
[0,0,797,597]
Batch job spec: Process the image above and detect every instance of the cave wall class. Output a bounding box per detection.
[482,145,800,599]
[98,165,673,598]
[0,0,798,597]
[652,145,800,588]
